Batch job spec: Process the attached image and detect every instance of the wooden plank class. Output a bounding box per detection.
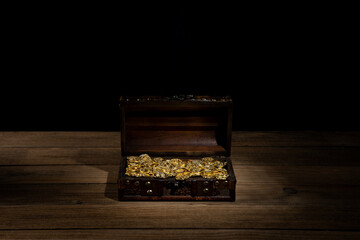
[125,116,220,127]
[1,165,359,185]
[1,183,359,207]
[0,184,117,206]
[0,148,121,166]
[2,147,360,166]
[0,132,120,148]
[231,147,360,166]
[232,166,360,185]
[1,131,360,148]
[0,131,359,234]
[0,203,359,230]
[0,165,115,184]
[1,229,359,240]
[232,131,360,147]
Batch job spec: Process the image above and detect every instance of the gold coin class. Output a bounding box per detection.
[126,154,229,180]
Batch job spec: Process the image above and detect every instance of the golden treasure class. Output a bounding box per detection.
[125,154,229,180]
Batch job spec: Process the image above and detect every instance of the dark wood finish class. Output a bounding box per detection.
[1,131,360,148]
[1,201,360,229]
[0,131,121,148]
[124,145,227,156]
[120,96,233,156]
[1,184,360,206]
[118,96,235,201]
[1,131,360,239]
[232,131,360,147]
[1,164,360,185]
[2,146,360,166]
[118,157,236,201]
[1,229,359,240]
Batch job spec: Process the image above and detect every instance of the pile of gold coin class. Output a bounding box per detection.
[125,154,229,180]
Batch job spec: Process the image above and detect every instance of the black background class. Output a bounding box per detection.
[1,3,358,131]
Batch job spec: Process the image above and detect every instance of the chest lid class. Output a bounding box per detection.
[120,96,233,157]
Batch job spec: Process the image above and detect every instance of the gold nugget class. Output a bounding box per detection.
[125,154,229,180]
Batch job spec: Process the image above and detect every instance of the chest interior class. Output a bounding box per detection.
[121,103,232,157]
[118,96,235,200]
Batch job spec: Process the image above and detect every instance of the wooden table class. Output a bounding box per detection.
[0,131,360,239]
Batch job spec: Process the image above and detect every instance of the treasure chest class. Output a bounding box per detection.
[118,95,236,201]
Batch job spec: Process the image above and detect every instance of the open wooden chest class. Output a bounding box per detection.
[118,95,236,201]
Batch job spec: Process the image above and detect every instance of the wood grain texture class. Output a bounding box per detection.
[0,165,115,184]
[1,147,360,166]
[1,184,359,207]
[0,148,121,165]
[1,229,359,240]
[232,131,360,147]
[232,147,360,166]
[1,165,359,185]
[1,131,360,148]
[0,132,121,148]
[0,204,359,230]
[0,131,359,239]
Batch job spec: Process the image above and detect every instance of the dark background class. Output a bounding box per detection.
[1,3,358,131]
